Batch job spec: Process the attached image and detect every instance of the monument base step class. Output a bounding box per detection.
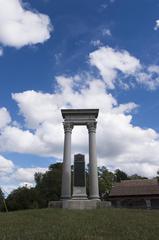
[48,200,111,210]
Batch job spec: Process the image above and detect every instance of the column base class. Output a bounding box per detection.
[89,195,100,200]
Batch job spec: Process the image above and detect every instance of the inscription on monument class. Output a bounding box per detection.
[74,154,85,187]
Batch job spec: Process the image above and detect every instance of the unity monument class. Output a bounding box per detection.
[61,109,100,209]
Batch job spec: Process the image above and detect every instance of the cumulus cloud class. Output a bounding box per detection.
[89,46,141,89]
[136,65,159,90]
[0,107,11,128]
[0,75,157,179]
[0,155,14,174]
[1,45,159,191]
[0,0,52,48]
[13,167,47,182]
[89,46,159,90]
[0,47,3,56]
[154,20,159,30]
[0,154,47,193]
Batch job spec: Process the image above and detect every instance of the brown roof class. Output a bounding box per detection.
[109,179,159,197]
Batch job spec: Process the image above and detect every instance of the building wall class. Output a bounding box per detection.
[111,197,159,209]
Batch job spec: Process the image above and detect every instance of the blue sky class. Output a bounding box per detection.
[1,0,159,192]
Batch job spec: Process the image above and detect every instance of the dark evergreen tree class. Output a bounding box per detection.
[115,169,129,182]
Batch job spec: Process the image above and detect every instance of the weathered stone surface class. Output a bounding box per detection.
[62,199,100,210]
[48,200,112,209]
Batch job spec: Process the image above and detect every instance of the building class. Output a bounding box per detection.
[109,179,159,209]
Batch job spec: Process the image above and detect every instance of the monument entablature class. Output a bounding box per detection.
[61,109,99,126]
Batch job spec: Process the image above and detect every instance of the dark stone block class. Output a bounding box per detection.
[74,154,85,187]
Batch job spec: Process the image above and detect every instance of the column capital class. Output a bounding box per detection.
[63,122,74,133]
[87,121,97,133]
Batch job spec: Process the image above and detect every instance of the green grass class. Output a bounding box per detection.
[0,208,159,240]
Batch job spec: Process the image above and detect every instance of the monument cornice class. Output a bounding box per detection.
[61,109,99,119]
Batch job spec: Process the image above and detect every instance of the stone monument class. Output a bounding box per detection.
[48,108,111,209]
[61,109,100,209]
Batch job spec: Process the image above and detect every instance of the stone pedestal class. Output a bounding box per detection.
[62,199,100,210]
[72,187,88,200]
[48,200,111,210]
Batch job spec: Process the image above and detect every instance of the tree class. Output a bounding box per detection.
[0,188,4,211]
[98,167,115,200]
[6,187,39,211]
[114,169,129,182]
[129,174,147,180]
[35,163,62,207]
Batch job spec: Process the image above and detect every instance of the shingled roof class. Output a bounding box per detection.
[109,179,159,197]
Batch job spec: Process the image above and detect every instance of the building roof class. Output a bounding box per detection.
[109,179,159,197]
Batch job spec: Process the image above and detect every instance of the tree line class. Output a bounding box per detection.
[0,163,151,211]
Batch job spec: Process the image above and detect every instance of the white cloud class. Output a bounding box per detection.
[0,107,11,128]
[12,90,61,128]
[90,40,102,47]
[0,155,14,174]
[154,20,159,30]
[0,47,3,56]
[1,45,159,191]
[89,46,159,90]
[13,167,47,182]
[0,154,47,193]
[102,28,112,36]
[0,126,51,155]
[148,65,159,74]
[137,65,159,90]
[89,46,141,89]
[0,75,156,179]
[0,0,52,48]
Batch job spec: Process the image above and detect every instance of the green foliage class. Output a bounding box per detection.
[1,208,159,240]
[115,169,129,182]
[6,187,39,211]
[4,163,151,211]
[35,163,62,208]
[129,174,148,180]
[0,188,4,201]
[0,188,4,211]
[98,167,115,199]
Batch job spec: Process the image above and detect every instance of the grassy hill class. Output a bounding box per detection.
[0,207,159,240]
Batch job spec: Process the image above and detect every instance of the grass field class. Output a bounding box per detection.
[0,208,159,240]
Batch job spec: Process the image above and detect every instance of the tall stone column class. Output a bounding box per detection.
[61,122,73,199]
[87,122,99,199]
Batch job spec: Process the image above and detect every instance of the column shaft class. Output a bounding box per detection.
[61,123,73,199]
[88,123,99,199]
